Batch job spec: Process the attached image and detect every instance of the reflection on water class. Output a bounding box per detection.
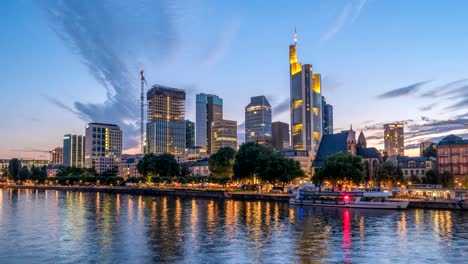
[0,189,467,263]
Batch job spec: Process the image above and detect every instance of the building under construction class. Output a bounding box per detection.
[146,85,186,155]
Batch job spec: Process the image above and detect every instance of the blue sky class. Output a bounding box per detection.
[1,0,467,159]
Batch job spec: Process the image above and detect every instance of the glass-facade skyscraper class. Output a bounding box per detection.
[272,121,290,150]
[384,123,404,156]
[245,96,272,144]
[196,93,223,154]
[146,85,186,155]
[84,123,122,174]
[289,31,322,152]
[322,96,333,135]
[186,120,195,148]
[63,134,85,168]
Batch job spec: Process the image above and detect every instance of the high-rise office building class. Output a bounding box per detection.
[322,96,333,135]
[63,134,85,167]
[196,93,223,154]
[51,147,63,165]
[272,121,290,150]
[384,123,404,156]
[211,119,237,153]
[186,120,195,149]
[146,85,186,155]
[245,96,272,144]
[289,30,322,151]
[85,123,122,174]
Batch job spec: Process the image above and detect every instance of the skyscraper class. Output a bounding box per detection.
[51,147,63,165]
[211,119,237,153]
[272,121,290,150]
[384,123,404,156]
[85,123,122,174]
[146,85,186,155]
[289,30,322,152]
[322,96,333,135]
[196,93,223,154]
[245,96,272,144]
[63,134,85,167]
[186,120,195,148]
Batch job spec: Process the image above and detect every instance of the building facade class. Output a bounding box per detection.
[195,93,223,154]
[63,134,85,168]
[146,85,186,155]
[290,31,322,152]
[211,119,237,154]
[180,161,210,176]
[0,159,9,176]
[186,120,195,149]
[322,97,333,135]
[85,123,122,175]
[387,156,437,180]
[245,96,272,144]
[279,149,313,181]
[118,154,142,179]
[384,123,404,156]
[437,134,468,184]
[51,147,63,165]
[272,121,290,150]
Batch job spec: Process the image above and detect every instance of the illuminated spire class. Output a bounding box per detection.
[294,26,297,45]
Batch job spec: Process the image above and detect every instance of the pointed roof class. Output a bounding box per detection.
[358,131,366,145]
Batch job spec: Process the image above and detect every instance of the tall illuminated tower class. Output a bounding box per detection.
[289,29,322,152]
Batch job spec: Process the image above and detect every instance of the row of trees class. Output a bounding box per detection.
[5,159,48,183]
[135,142,305,187]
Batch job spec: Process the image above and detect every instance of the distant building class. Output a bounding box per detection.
[179,147,210,163]
[272,121,290,150]
[180,160,210,176]
[0,159,9,176]
[51,147,63,165]
[146,85,186,155]
[119,154,142,179]
[20,159,50,169]
[196,93,223,154]
[63,134,85,167]
[46,166,60,177]
[279,149,314,181]
[387,156,437,180]
[85,123,122,175]
[313,129,382,181]
[289,31,322,152]
[186,120,195,149]
[322,96,333,135]
[420,141,435,156]
[212,119,237,154]
[245,96,272,145]
[437,134,468,184]
[384,123,404,156]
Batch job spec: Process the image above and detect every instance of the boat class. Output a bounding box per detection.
[289,190,409,210]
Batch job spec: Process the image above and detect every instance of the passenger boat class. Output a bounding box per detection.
[289,190,409,210]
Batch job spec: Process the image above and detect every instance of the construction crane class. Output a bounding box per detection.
[140,69,148,155]
[9,148,52,161]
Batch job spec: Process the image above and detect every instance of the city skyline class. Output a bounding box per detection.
[2,0,468,159]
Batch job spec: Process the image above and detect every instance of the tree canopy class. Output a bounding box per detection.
[374,161,404,187]
[422,145,436,158]
[209,147,236,177]
[137,153,179,177]
[312,152,365,187]
[8,158,21,181]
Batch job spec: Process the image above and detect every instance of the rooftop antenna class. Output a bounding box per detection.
[294,26,297,45]
[140,70,147,155]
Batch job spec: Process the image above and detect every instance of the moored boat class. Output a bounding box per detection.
[289,190,409,209]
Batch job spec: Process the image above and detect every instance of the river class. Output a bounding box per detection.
[0,189,466,263]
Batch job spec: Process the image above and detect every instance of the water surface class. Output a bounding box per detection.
[0,189,466,263]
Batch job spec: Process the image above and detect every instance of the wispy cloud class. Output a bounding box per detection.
[420,79,468,97]
[377,81,429,99]
[39,0,180,151]
[419,102,438,111]
[201,17,241,65]
[321,0,367,42]
[272,98,290,119]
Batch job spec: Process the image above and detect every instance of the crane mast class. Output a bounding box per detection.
[140,70,147,155]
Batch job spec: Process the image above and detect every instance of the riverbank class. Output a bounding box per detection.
[3,185,466,210]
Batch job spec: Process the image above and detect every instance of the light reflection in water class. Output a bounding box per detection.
[0,190,466,264]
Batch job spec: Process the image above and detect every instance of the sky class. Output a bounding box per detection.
[1,0,467,160]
